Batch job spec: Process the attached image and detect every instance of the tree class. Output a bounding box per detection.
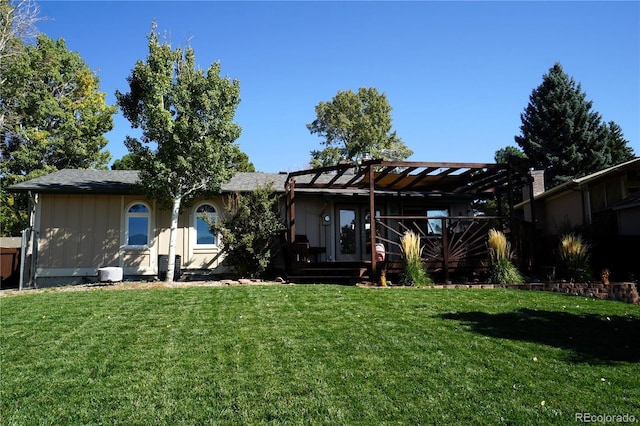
[111,152,142,170]
[514,63,634,189]
[1,33,115,235]
[0,0,42,69]
[116,22,242,282]
[209,184,285,278]
[1,0,44,133]
[230,145,255,172]
[306,87,412,168]
[602,121,635,165]
[112,145,254,172]
[494,145,526,165]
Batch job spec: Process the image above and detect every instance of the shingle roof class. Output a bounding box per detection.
[8,169,288,194]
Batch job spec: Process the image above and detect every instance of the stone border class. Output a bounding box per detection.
[3,280,639,305]
[503,282,639,305]
[363,282,639,305]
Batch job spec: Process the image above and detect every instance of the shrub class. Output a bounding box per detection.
[487,228,523,284]
[558,233,592,283]
[400,231,434,286]
[209,184,285,278]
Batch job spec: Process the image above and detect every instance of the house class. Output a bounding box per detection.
[516,158,640,280]
[8,169,288,287]
[9,160,532,287]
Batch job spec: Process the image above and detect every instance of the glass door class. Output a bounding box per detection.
[336,206,360,261]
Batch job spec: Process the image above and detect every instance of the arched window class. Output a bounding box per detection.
[126,203,150,246]
[195,204,217,246]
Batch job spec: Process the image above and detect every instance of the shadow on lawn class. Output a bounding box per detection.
[440,308,640,363]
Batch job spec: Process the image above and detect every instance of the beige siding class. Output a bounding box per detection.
[122,251,152,270]
[294,197,326,247]
[544,191,585,233]
[183,197,226,270]
[37,194,122,269]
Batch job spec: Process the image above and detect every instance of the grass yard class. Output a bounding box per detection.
[1,285,639,425]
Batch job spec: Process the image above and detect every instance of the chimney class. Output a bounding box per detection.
[530,169,545,196]
[522,169,544,223]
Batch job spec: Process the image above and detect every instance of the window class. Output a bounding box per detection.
[195,204,217,246]
[426,209,449,235]
[126,203,150,246]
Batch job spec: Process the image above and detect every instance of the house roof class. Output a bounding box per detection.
[8,169,288,194]
[8,159,533,198]
[515,157,640,208]
[286,160,528,198]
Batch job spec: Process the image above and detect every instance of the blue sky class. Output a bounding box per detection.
[37,1,639,173]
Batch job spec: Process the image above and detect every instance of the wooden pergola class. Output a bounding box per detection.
[285,160,534,282]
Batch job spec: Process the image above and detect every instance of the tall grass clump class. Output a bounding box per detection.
[400,230,434,286]
[559,233,592,282]
[487,228,523,284]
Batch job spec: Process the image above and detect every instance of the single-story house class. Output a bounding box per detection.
[516,157,640,280]
[9,160,532,287]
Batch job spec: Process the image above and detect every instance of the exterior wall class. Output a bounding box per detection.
[618,207,640,235]
[542,190,585,234]
[32,189,480,286]
[291,195,476,263]
[34,193,233,286]
[155,197,229,271]
[294,196,332,261]
[36,194,123,282]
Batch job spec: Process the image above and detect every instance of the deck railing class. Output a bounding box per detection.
[376,215,508,282]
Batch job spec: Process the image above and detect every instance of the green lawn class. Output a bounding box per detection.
[1,285,639,425]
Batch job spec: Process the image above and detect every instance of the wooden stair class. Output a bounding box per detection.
[286,261,371,284]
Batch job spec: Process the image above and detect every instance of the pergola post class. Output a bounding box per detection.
[441,217,449,283]
[287,179,296,245]
[368,164,377,281]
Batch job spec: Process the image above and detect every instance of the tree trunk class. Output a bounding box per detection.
[165,196,181,283]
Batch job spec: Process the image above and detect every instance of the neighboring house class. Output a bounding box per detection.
[516,158,640,280]
[10,160,532,287]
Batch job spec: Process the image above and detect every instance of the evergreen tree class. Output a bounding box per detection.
[494,145,526,166]
[602,120,635,165]
[514,63,626,189]
[116,22,242,282]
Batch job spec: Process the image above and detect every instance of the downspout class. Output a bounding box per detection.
[20,192,38,290]
[527,173,536,271]
[19,228,27,291]
[507,166,514,234]
[287,178,296,247]
[582,187,591,226]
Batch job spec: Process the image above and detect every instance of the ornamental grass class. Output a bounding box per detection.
[558,233,592,283]
[400,230,433,286]
[487,228,523,284]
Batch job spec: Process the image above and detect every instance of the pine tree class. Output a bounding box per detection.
[602,121,635,166]
[514,63,624,189]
